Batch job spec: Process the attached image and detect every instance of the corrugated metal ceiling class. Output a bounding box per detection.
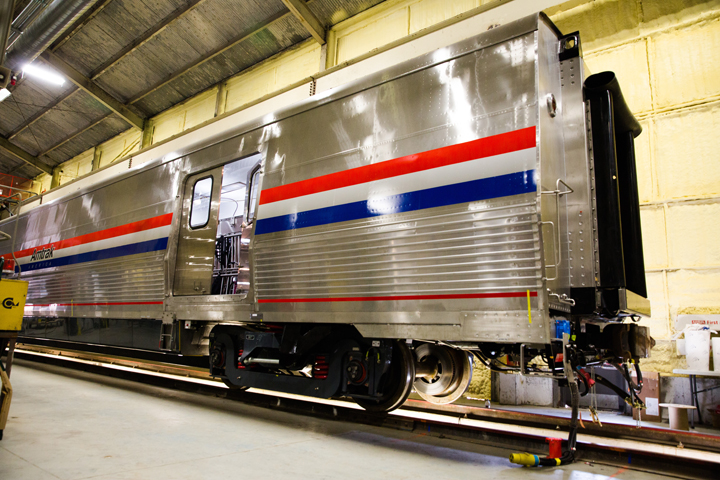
[0,0,386,179]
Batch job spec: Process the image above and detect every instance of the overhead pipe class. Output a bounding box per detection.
[6,0,53,52]
[4,0,100,71]
[0,0,14,65]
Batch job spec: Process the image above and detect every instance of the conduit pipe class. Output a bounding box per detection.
[5,0,100,70]
[0,0,14,65]
[6,0,54,52]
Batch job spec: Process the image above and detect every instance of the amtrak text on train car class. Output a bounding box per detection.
[30,246,54,262]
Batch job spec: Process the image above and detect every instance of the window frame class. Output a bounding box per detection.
[188,175,214,230]
[245,163,262,224]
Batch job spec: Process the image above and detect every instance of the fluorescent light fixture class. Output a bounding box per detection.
[22,63,65,86]
[0,88,10,102]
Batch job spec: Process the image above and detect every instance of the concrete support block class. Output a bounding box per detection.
[492,372,554,406]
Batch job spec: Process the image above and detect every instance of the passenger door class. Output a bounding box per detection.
[173,167,223,295]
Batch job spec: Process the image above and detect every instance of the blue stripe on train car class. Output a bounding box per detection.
[255,170,536,235]
[18,237,169,272]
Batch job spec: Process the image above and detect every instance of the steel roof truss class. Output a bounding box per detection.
[280,0,325,44]
[39,51,145,130]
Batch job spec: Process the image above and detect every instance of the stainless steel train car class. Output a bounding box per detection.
[1,13,652,416]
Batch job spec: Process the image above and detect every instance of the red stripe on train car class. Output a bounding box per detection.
[258,291,538,303]
[13,213,173,258]
[259,126,537,205]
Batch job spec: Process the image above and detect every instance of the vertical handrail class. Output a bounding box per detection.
[541,179,573,282]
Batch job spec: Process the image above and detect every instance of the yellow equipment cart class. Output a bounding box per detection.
[1,278,28,441]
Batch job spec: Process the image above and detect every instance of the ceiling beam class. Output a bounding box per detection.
[49,0,116,53]
[3,0,320,174]
[128,9,289,105]
[39,51,145,130]
[280,0,325,44]
[5,0,206,148]
[3,0,113,142]
[0,136,52,174]
[89,0,208,80]
[8,87,80,140]
[39,112,113,157]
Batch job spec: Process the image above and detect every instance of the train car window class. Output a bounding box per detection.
[189,176,213,229]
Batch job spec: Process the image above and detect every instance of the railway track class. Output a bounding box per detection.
[12,343,720,479]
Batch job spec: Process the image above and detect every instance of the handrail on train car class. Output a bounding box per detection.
[541,179,574,281]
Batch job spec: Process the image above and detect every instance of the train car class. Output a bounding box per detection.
[0,13,651,415]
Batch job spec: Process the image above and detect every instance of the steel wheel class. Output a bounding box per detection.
[354,340,415,413]
[413,344,473,405]
[210,333,248,391]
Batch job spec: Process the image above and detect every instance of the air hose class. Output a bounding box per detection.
[509,380,579,467]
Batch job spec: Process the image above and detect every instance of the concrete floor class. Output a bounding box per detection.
[1,360,679,480]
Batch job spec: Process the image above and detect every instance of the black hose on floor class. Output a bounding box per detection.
[509,379,579,467]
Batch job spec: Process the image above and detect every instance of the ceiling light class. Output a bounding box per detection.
[22,64,65,86]
[0,88,11,102]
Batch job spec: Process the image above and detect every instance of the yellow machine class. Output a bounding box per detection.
[0,278,27,333]
[1,278,27,440]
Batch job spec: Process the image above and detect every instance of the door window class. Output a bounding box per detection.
[189,176,213,229]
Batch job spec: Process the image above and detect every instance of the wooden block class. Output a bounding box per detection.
[659,403,696,431]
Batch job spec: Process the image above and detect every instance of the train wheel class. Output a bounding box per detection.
[210,335,248,391]
[413,344,473,405]
[354,340,415,413]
